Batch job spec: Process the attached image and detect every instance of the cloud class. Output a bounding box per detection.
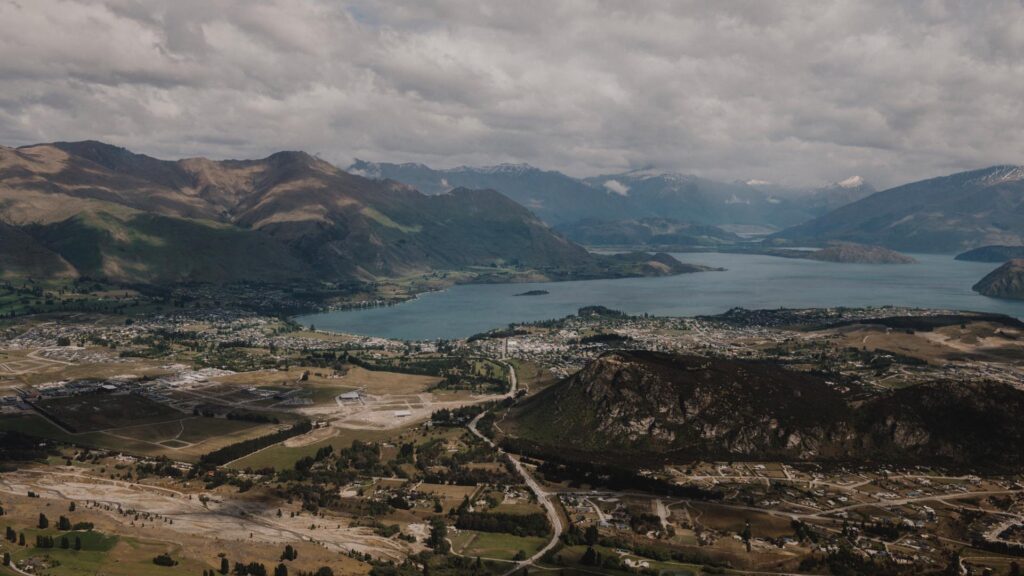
[0,0,1023,188]
[602,179,629,196]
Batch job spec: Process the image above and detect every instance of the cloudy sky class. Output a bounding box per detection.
[1,0,1023,187]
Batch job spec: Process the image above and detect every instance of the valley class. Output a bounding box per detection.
[3,296,1024,576]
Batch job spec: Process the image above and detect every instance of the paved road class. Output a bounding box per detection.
[468,411,562,576]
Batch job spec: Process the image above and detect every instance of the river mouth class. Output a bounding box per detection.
[296,252,1024,341]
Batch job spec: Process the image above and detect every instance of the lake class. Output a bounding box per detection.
[296,252,1024,340]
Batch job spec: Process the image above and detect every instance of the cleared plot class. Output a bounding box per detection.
[334,365,441,395]
[688,502,795,538]
[417,484,480,515]
[16,355,172,386]
[34,393,183,432]
[491,501,545,515]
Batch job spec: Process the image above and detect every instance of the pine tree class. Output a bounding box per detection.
[274,563,288,576]
[220,557,230,575]
[38,512,49,529]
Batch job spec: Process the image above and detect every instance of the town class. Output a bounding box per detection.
[2,286,1024,576]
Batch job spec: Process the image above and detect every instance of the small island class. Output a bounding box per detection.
[973,259,1024,300]
[514,289,550,296]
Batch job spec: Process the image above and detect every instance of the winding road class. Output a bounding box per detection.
[467,404,563,576]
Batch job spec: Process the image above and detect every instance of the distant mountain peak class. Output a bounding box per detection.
[971,165,1024,186]
[454,162,538,176]
[347,158,383,178]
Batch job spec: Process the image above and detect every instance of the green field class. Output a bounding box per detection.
[5,528,207,576]
[227,426,400,470]
[449,530,547,561]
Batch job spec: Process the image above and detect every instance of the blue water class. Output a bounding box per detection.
[296,253,1024,340]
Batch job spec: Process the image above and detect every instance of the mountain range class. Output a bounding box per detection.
[773,166,1024,252]
[5,140,1023,288]
[349,159,875,233]
[0,141,694,285]
[358,159,1024,254]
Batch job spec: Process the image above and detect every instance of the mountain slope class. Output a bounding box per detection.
[0,141,697,285]
[506,351,1024,469]
[556,218,742,247]
[772,166,1024,252]
[0,222,77,280]
[349,160,629,226]
[956,245,1024,262]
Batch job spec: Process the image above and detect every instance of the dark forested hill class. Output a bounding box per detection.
[506,350,1024,470]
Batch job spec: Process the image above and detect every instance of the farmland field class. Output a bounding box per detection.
[33,393,184,432]
[449,530,547,561]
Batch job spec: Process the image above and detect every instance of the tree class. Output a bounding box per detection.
[741,520,752,553]
[428,517,450,553]
[59,515,72,530]
[60,536,69,549]
[74,536,82,550]
[584,525,599,547]
[274,564,288,576]
[153,553,178,566]
[18,532,25,546]
[221,557,230,575]
[1010,561,1021,576]
[2,552,9,566]
[69,501,76,512]
[281,545,297,561]
[38,512,49,529]
[581,547,598,566]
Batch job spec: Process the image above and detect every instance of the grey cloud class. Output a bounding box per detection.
[1,0,1023,188]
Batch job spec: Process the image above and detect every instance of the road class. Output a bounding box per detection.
[468,410,562,576]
